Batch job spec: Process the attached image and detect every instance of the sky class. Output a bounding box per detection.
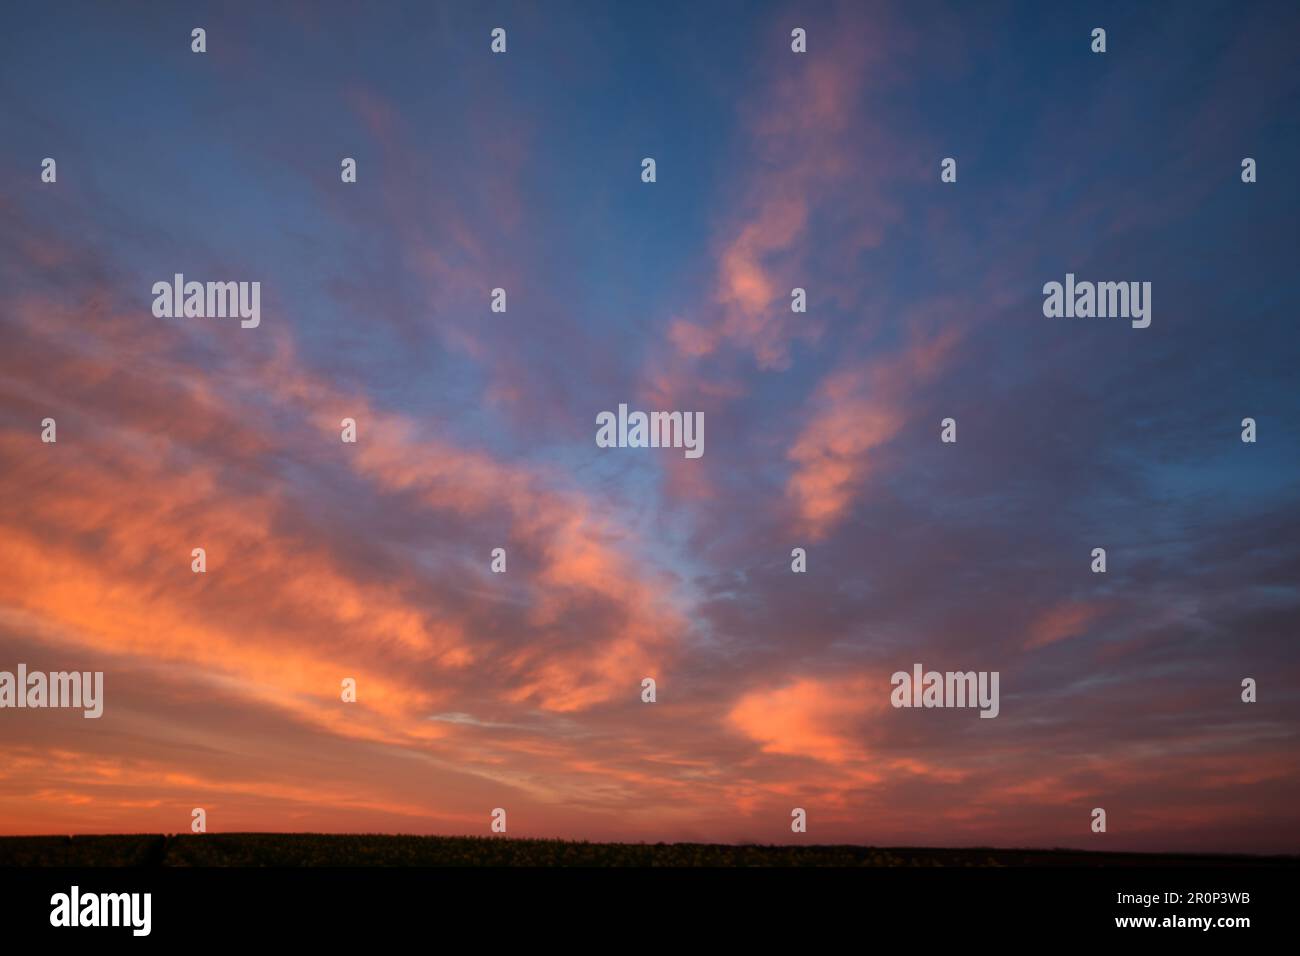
[1,0,1298,853]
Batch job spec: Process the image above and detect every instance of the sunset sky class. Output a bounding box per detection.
[2,1,1298,853]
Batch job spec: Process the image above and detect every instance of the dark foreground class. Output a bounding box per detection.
[1,833,1293,867]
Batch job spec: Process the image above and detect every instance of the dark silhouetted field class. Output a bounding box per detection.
[1,834,1295,867]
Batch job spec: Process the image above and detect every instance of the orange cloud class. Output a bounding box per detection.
[1025,602,1104,650]
[728,675,884,766]
[0,280,686,826]
[786,328,960,538]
